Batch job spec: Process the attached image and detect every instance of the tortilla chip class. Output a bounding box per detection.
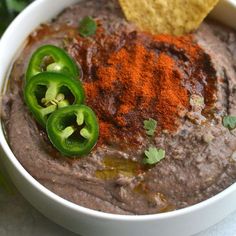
[119,0,219,35]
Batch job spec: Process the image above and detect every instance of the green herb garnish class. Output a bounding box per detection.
[78,16,97,37]
[223,115,236,130]
[143,147,165,165]
[143,118,157,136]
[189,94,204,108]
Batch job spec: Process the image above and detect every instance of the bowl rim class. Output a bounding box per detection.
[0,0,236,221]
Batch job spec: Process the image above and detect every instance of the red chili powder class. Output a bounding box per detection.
[69,29,216,145]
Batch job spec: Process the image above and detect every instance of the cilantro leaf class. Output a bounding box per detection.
[143,147,165,165]
[223,115,236,130]
[143,118,157,136]
[78,16,97,37]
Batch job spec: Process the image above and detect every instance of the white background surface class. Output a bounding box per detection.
[0,164,236,236]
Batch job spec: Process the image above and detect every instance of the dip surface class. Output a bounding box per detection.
[2,0,236,215]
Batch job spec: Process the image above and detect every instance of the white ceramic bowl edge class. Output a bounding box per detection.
[1,1,236,236]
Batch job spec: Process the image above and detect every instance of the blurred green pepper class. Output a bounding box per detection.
[0,1,11,35]
[0,0,33,36]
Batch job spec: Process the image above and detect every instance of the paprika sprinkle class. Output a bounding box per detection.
[69,27,217,146]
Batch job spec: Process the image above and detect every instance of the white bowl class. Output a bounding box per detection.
[1,1,236,235]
